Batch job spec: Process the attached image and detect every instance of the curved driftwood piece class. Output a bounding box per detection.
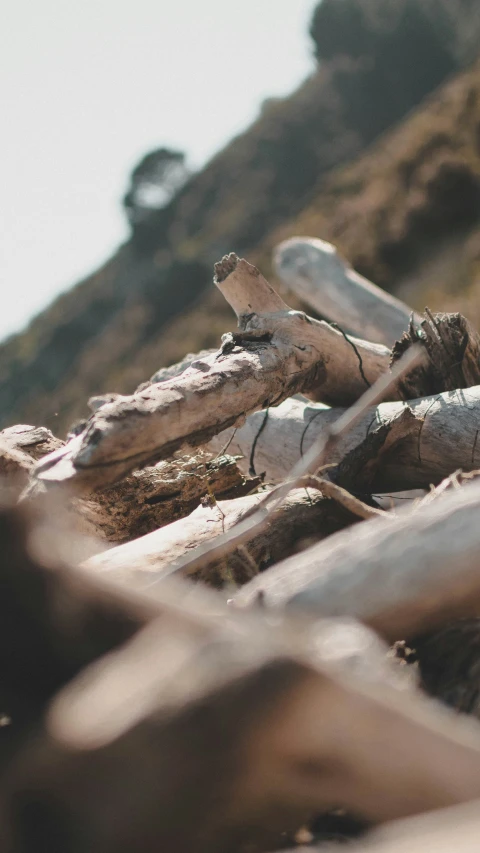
[273,236,420,346]
[235,477,480,643]
[84,486,360,589]
[32,254,392,494]
[6,611,480,853]
[210,386,480,492]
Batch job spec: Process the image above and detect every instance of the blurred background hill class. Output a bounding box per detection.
[2,0,480,434]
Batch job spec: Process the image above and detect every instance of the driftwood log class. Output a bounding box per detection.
[84,485,361,589]
[273,236,420,346]
[209,385,480,492]
[31,255,396,494]
[4,244,480,851]
[0,424,63,489]
[235,476,480,643]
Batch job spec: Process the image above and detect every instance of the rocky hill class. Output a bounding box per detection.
[2,0,480,434]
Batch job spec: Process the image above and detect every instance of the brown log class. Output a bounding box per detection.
[24,440,258,544]
[87,450,259,544]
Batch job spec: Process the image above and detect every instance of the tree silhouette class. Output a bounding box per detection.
[123,148,190,228]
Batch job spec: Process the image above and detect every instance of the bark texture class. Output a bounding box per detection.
[85,486,360,589]
[210,385,480,492]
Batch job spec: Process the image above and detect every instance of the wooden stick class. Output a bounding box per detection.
[273,236,419,346]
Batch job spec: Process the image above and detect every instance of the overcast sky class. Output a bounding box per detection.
[0,0,317,342]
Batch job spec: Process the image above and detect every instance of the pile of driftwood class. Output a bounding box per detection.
[4,238,480,851]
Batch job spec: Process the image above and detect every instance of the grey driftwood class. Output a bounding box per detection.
[273,236,420,346]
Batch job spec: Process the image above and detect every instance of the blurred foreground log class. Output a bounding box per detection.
[0,497,157,769]
[273,236,418,346]
[4,606,480,853]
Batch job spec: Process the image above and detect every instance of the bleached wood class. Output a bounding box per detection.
[210,386,480,491]
[273,236,420,346]
[84,486,358,588]
[134,349,421,586]
[32,254,392,494]
[235,476,480,642]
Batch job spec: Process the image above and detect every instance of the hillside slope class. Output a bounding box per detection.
[262,59,480,311]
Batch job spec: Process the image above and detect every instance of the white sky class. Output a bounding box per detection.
[0,0,317,342]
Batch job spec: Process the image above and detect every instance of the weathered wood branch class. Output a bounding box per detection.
[273,236,419,346]
[210,385,480,492]
[84,486,360,589]
[31,255,393,494]
[235,477,480,643]
[6,610,480,853]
